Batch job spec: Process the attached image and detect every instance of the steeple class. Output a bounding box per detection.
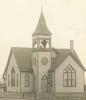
[32,10,52,36]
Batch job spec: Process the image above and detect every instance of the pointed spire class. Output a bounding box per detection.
[32,9,52,36]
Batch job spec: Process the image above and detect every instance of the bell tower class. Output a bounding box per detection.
[32,10,52,92]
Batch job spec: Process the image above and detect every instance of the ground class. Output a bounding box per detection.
[0,98,86,100]
[0,99,26,100]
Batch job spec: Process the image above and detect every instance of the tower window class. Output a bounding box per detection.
[63,65,76,87]
[11,67,15,87]
[39,39,50,50]
[33,39,37,50]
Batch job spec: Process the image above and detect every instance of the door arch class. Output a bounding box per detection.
[41,75,48,92]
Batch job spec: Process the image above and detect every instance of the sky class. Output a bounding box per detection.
[0,0,86,80]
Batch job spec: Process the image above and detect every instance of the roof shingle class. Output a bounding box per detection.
[12,47,33,72]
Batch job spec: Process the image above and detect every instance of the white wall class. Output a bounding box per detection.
[38,52,51,92]
[55,55,84,92]
[50,72,55,92]
[33,51,51,92]
[7,52,20,92]
[21,72,33,92]
[32,52,37,92]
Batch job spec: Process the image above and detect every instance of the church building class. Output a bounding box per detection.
[3,10,86,93]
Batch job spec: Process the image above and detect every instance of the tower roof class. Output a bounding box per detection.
[32,10,52,36]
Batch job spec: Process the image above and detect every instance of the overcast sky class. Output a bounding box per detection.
[0,0,86,78]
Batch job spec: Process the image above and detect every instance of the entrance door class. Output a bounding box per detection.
[42,75,48,92]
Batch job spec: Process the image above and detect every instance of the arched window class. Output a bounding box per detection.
[16,74,18,87]
[11,67,15,86]
[8,75,10,86]
[63,65,76,87]
[25,74,30,87]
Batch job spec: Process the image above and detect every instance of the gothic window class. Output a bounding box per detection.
[16,74,18,87]
[63,65,76,87]
[11,67,15,86]
[8,75,10,86]
[25,74,30,87]
[39,39,50,50]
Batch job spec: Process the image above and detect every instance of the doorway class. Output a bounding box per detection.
[41,75,48,92]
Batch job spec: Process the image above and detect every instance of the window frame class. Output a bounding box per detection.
[11,67,15,87]
[39,38,50,50]
[25,74,30,87]
[63,65,76,87]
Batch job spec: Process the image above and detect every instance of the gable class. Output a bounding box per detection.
[7,52,20,74]
[3,49,12,78]
[55,55,84,92]
[59,55,84,71]
[49,48,85,72]
[3,47,33,77]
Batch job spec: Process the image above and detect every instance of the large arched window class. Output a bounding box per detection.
[25,74,30,87]
[63,65,76,87]
[16,74,18,87]
[11,67,15,86]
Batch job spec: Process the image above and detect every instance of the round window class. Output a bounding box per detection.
[41,57,48,65]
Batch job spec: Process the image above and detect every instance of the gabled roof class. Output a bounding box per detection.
[32,10,52,36]
[49,48,85,71]
[3,47,33,76]
[3,47,85,77]
[12,47,33,72]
